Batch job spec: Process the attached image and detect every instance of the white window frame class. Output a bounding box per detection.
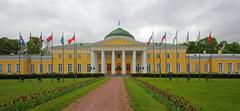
[7,64,11,73]
[0,64,2,73]
[31,64,34,73]
[195,64,200,73]
[39,64,43,73]
[68,64,72,73]
[228,63,233,73]
[166,63,171,73]
[16,64,19,73]
[218,63,224,73]
[237,63,240,73]
[204,63,209,73]
[48,64,52,73]
[186,63,191,72]
[177,63,181,73]
[157,63,161,72]
[77,64,81,73]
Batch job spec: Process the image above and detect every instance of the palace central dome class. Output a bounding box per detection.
[105,28,134,39]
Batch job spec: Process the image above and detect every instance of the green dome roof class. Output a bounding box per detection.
[105,28,134,39]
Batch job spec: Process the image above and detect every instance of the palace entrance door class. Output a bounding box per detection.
[116,63,122,74]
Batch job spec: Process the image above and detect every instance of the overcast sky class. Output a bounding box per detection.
[0,0,239,45]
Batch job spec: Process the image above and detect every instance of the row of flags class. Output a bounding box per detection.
[147,31,213,45]
[19,33,76,47]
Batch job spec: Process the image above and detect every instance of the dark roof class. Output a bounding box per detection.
[105,28,134,39]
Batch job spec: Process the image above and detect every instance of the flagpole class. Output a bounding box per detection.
[152,32,156,79]
[209,31,212,80]
[164,32,167,79]
[62,32,65,82]
[51,32,54,82]
[74,32,76,81]
[40,32,43,82]
[198,31,201,80]
[29,32,32,82]
[18,32,21,82]
[176,31,179,80]
[187,31,190,77]
[159,43,162,78]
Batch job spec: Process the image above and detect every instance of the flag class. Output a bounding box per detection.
[186,31,190,44]
[60,34,64,45]
[160,32,166,45]
[208,31,212,45]
[68,35,75,44]
[19,34,25,46]
[46,35,53,42]
[147,32,154,45]
[39,34,42,44]
[196,31,200,45]
[173,31,177,45]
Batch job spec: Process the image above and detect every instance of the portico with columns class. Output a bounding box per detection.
[90,28,147,75]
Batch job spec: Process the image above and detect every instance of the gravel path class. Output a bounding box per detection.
[63,77,133,111]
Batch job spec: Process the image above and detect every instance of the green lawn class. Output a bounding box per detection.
[0,78,91,103]
[124,78,167,111]
[139,78,240,111]
[28,78,108,111]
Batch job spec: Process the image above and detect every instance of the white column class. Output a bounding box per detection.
[143,50,147,73]
[90,50,95,73]
[132,50,136,73]
[101,50,105,73]
[122,50,126,75]
[111,50,115,74]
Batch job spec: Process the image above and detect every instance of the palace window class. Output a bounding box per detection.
[16,64,19,73]
[237,63,240,73]
[78,53,81,59]
[195,64,200,73]
[228,63,233,73]
[166,54,170,58]
[77,64,81,72]
[58,64,62,73]
[177,63,181,73]
[218,63,223,73]
[177,54,180,58]
[186,63,191,72]
[68,64,72,73]
[0,64,2,72]
[87,64,91,72]
[31,64,34,73]
[136,64,140,72]
[68,54,72,59]
[157,53,160,58]
[48,64,52,73]
[157,64,161,72]
[39,64,43,73]
[166,63,171,73]
[147,54,150,58]
[58,53,62,59]
[117,54,121,59]
[98,64,101,72]
[147,64,151,72]
[87,54,90,59]
[204,64,209,73]
[7,64,11,73]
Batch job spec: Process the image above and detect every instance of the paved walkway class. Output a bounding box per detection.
[63,77,132,111]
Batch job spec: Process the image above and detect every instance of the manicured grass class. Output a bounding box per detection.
[0,78,90,103]
[139,78,240,111]
[28,77,108,111]
[124,78,167,111]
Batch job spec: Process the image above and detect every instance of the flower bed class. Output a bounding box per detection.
[135,78,201,111]
[0,78,100,111]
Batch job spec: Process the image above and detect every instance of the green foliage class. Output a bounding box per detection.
[139,78,240,111]
[124,78,167,111]
[0,78,100,111]
[182,37,240,54]
[0,37,20,55]
[26,37,41,54]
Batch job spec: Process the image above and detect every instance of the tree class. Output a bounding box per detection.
[223,42,240,54]
[0,37,21,55]
[26,37,41,54]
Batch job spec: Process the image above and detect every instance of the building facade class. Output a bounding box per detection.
[0,27,240,75]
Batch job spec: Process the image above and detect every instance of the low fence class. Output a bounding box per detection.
[131,73,240,78]
[0,73,105,79]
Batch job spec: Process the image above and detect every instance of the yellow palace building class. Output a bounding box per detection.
[0,27,240,75]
